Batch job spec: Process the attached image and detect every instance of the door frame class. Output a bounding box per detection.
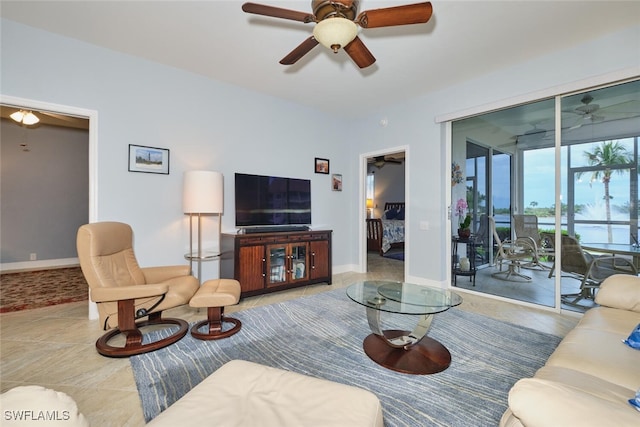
[2,95,98,222]
[359,145,409,276]
[1,94,99,318]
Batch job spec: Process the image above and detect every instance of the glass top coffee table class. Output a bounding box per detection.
[346,281,462,375]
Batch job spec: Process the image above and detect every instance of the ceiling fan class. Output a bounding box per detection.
[369,155,403,168]
[564,92,640,130]
[241,1,433,68]
[520,123,548,141]
[567,94,605,129]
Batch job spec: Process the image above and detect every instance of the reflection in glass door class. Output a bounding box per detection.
[465,142,489,265]
[267,244,287,285]
[491,149,512,267]
[451,79,639,312]
[266,242,308,287]
[289,243,308,282]
[568,139,635,243]
[560,81,639,313]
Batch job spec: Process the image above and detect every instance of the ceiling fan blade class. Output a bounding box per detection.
[357,2,433,28]
[598,99,640,114]
[343,36,376,68]
[242,2,315,23]
[279,37,319,65]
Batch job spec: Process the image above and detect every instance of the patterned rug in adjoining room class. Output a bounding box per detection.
[0,267,88,313]
[384,251,404,261]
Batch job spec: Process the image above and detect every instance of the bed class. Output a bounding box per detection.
[366,202,405,256]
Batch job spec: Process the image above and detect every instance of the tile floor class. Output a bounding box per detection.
[452,257,600,313]
[0,254,579,426]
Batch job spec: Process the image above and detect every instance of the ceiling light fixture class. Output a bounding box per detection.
[312,17,358,53]
[10,110,40,125]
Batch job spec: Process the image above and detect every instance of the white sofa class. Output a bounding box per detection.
[147,359,384,427]
[500,274,640,426]
[0,386,89,426]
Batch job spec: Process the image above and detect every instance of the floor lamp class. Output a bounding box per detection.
[183,171,223,284]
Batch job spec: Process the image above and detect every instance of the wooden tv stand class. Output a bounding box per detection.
[220,230,332,298]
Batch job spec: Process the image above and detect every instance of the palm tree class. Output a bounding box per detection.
[577,141,632,243]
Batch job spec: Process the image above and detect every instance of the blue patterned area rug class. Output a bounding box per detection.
[384,251,404,261]
[131,288,561,426]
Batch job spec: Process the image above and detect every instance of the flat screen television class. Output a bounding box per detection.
[235,173,311,228]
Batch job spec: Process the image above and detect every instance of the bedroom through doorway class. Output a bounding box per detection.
[364,150,406,279]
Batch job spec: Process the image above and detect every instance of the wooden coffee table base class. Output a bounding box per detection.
[363,330,452,375]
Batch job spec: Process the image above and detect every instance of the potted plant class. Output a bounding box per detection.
[458,214,472,238]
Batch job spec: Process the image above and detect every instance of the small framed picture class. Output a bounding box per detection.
[315,158,329,174]
[332,174,342,191]
[128,144,170,174]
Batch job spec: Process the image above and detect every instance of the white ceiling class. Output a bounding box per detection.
[1,1,639,119]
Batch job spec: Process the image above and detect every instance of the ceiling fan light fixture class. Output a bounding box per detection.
[10,110,40,125]
[312,17,358,53]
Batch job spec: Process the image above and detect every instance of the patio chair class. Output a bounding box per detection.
[557,235,637,306]
[489,217,536,281]
[540,232,558,278]
[474,214,490,265]
[513,214,553,270]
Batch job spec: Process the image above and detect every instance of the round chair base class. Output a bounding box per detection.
[96,317,189,357]
[190,317,242,341]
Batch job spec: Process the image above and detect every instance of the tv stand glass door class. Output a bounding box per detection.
[266,243,308,287]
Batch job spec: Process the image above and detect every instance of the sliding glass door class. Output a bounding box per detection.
[450,79,640,312]
[559,81,640,313]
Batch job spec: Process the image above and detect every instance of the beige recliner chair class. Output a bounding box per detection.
[77,222,199,357]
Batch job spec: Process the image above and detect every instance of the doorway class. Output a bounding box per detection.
[1,102,92,271]
[362,148,407,279]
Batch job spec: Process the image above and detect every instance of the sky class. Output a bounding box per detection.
[523,143,634,215]
[471,139,636,218]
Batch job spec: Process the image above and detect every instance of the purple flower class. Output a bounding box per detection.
[455,198,468,218]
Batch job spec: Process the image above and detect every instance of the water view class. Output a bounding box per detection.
[493,214,637,245]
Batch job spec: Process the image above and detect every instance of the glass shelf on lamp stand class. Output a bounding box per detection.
[184,250,220,262]
[186,212,222,285]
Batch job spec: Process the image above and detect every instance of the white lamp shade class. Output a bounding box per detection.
[183,171,223,214]
[313,17,358,51]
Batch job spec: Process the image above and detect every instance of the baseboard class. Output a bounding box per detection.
[333,263,358,274]
[1,258,79,273]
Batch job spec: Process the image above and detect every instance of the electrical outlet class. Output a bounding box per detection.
[420,221,430,230]
[30,253,37,261]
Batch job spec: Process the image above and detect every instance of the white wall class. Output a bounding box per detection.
[368,163,405,219]
[0,19,353,281]
[1,120,89,264]
[2,18,639,286]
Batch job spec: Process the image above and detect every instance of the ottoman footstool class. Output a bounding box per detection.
[146,360,384,427]
[189,279,242,340]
